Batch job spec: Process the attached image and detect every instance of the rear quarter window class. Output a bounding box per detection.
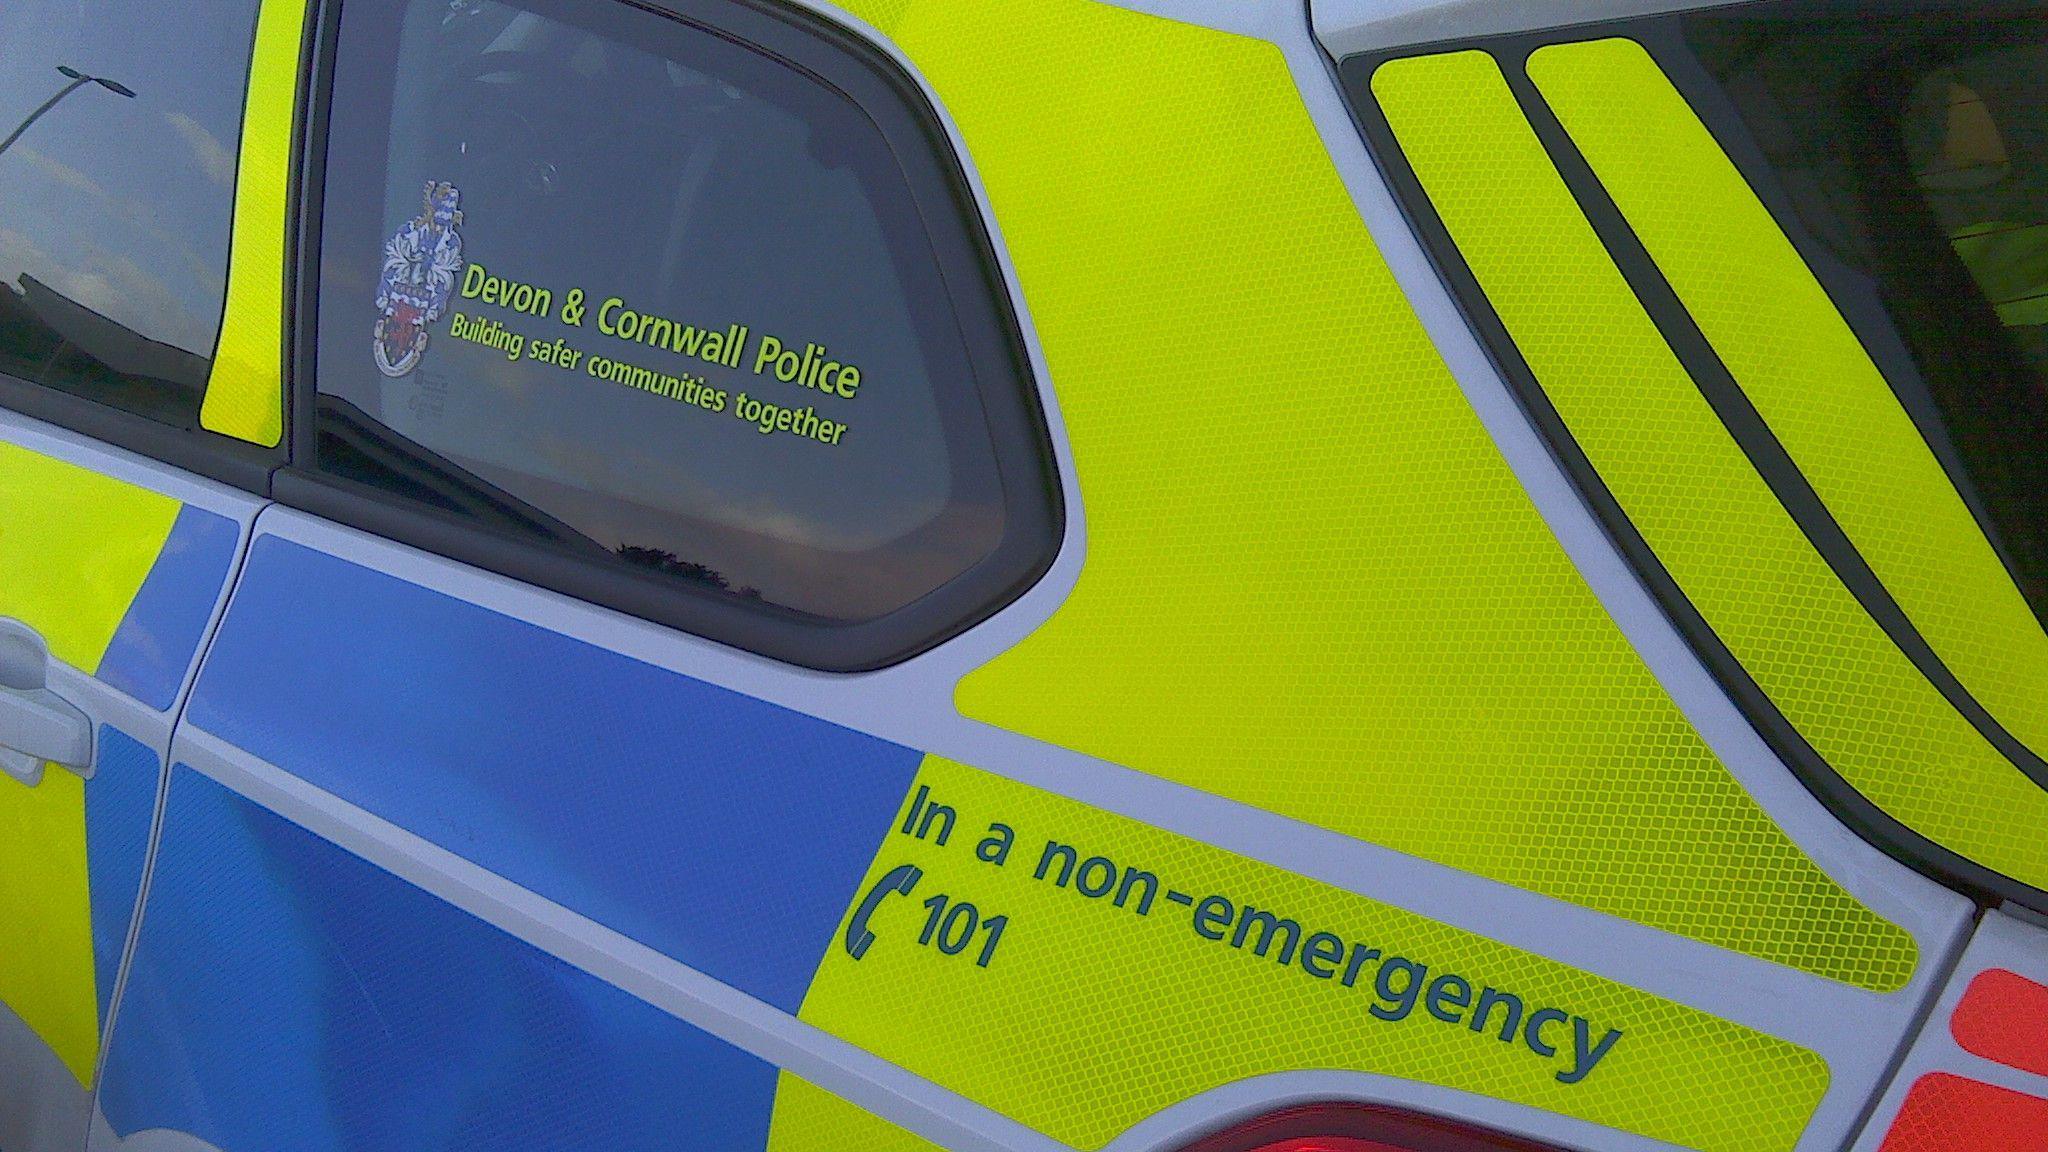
[307,0,1058,668]
[1686,2,2048,629]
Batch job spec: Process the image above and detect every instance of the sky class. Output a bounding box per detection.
[0,1,259,356]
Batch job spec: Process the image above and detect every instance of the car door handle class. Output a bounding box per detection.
[0,618,93,788]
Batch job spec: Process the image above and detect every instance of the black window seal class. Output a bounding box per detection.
[0,372,279,491]
[1333,22,2048,916]
[281,0,1062,673]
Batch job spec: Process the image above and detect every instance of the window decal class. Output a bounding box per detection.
[374,180,466,378]
[298,0,1059,666]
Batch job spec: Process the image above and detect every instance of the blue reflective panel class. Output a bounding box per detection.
[97,507,239,711]
[85,727,159,1027]
[186,537,921,1011]
[100,769,781,1152]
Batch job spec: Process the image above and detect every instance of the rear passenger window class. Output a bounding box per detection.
[1686,1,2048,633]
[308,0,1057,669]
[0,0,259,427]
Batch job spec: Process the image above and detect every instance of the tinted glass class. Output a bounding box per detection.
[1901,43,2048,372]
[0,0,258,426]
[1689,2,2048,622]
[317,0,1017,626]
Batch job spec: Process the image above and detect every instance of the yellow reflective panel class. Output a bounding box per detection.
[0,442,179,1086]
[0,769,96,1087]
[845,0,1911,989]
[1376,47,2048,889]
[199,0,309,448]
[1529,35,2048,840]
[799,758,1830,1152]
[765,1072,940,1152]
[0,443,179,679]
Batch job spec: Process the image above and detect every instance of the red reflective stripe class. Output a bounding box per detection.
[1877,1074,2048,1152]
[1953,969,2048,1078]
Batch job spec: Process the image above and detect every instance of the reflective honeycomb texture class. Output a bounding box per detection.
[1878,1074,2048,1152]
[827,0,1916,991]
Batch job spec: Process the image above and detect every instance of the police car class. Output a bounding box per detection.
[1,0,2045,1150]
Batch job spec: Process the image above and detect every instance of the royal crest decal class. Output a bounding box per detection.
[373,180,465,378]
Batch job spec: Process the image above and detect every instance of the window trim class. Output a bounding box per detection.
[280,0,1062,672]
[0,374,279,491]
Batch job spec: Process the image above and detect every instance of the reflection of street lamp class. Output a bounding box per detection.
[0,65,136,161]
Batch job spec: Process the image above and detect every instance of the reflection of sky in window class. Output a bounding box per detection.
[324,0,987,580]
[0,2,256,356]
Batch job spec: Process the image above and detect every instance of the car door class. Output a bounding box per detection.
[90,0,1061,1149]
[0,425,252,1152]
[83,2,2007,1152]
[0,3,288,1151]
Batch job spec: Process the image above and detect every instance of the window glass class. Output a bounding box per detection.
[0,0,258,426]
[317,0,1024,629]
[1687,3,2048,621]
[1904,55,2048,366]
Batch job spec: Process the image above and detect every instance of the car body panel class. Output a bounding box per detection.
[0,1,2031,1151]
[1852,911,2048,1151]
[0,410,257,1152]
[99,767,796,1152]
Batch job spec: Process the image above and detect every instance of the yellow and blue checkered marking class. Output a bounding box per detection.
[0,441,241,1086]
[176,532,1833,1151]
